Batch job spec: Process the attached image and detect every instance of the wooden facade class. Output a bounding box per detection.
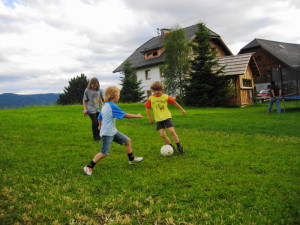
[242,48,282,84]
[239,39,300,95]
[216,53,260,107]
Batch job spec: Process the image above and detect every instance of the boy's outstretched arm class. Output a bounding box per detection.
[125,113,142,119]
[146,108,155,123]
[173,101,187,115]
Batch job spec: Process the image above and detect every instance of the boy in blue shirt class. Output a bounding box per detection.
[83,86,143,175]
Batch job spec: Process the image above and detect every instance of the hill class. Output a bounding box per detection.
[0,93,60,109]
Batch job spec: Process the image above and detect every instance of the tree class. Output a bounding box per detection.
[162,25,190,100]
[120,60,145,103]
[57,74,88,105]
[184,23,230,107]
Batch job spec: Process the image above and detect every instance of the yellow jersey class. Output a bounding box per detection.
[145,94,176,122]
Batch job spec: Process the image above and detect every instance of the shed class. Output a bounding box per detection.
[215,53,261,106]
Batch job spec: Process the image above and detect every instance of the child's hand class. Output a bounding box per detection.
[136,114,142,118]
[149,118,155,124]
[182,110,187,115]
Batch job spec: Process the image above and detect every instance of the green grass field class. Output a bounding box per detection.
[0,102,299,224]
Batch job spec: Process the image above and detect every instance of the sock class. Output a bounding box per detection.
[169,143,175,150]
[128,153,134,161]
[176,142,181,148]
[87,160,96,168]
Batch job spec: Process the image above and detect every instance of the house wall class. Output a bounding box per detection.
[210,41,228,57]
[240,66,255,106]
[137,40,230,97]
[228,66,255,107]
[136,66,162,97]
[242,48,287,84]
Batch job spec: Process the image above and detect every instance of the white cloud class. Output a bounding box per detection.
[0,0,299,94]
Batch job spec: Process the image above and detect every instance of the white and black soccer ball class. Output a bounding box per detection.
[160,145,174,156]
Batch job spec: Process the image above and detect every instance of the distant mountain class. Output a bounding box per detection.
[0,93,60,109]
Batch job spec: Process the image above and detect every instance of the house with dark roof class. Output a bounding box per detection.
[239,38,300,96]
[113,24,232,97]
[113,24,260,106]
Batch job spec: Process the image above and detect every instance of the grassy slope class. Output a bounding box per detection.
[0,102,299,224]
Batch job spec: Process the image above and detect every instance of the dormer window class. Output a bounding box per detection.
[145,50,158,59]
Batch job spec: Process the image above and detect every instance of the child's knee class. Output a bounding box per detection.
[159,132,166,138]
[168,129,176,136]
[125,139,131,146]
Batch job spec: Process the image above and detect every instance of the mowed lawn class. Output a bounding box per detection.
[0,102,299,224]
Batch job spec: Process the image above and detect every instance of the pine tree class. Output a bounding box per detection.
[57,74,88,105]
[162,26,190,100]
[120,60,145,103]
[184,23,230,107]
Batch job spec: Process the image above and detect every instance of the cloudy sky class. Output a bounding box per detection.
[0,0,299,94]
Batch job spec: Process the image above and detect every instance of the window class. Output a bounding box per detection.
[243,79,252,87]
[145,50,158,59]
[145,70,151,80]
[282,68,287,76]
[159,67,164,77]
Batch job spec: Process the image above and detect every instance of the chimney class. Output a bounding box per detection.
[161,28,171,37]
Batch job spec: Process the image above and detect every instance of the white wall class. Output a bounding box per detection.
[136,66,162,96]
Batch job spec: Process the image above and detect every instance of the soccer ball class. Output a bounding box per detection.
[160,145,174,156]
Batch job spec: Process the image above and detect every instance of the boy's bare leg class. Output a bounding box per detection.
[125,140,133,154]
[92,152,106,163]
[159,129,171,144]
[167,127,179,143]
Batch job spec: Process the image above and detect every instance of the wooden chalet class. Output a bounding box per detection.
[239,39,300,96]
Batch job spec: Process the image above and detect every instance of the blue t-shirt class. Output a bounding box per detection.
[97,102,126,136]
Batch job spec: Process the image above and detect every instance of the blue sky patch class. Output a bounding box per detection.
[3,0,26,8]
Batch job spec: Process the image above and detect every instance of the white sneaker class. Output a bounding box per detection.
[129,157,144,165]
[83,166,92,175]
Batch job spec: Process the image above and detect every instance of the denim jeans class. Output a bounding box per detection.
[101,132,130,155]
[267,97,281,113]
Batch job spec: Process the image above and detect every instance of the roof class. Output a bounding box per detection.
[215,53,260,77]
[239,38,300,68]
[113,24,232,73]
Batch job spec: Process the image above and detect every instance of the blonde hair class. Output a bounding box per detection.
[104,86,120,102]
[150,81,164,91]
[87,77,100,91]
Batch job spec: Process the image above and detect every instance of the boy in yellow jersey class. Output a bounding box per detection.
[145,81,186,153]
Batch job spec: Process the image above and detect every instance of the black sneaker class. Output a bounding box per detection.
[178,146,185,154]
